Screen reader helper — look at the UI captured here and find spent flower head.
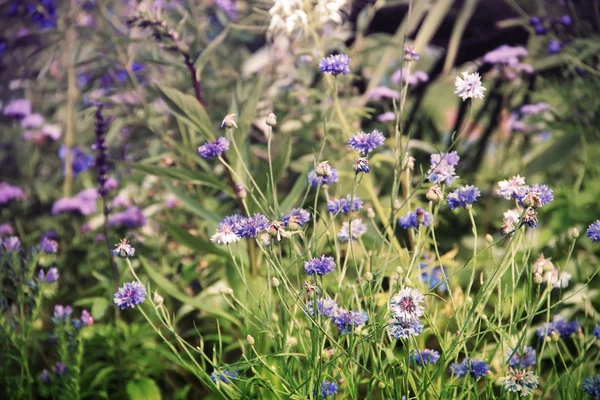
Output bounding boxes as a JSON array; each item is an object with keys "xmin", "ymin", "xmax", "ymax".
[
  {"xmin": 220, "ymin": 114, "xmax": 237, "ymax": 129},
  {"xmin": 112, "ymin": 238, "xmax": 135, "ymax": 258}
]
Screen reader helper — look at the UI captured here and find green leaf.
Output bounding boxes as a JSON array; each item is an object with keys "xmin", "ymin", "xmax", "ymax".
[
  {"xmin": 92, "ymin": 297, "xmax": 110, "ymax": 320},
  {"xmin": 119, "ymin": 161, "xmax": 228, "ymax": 191},
  {"xmin": 194, "ymin": 27, "xmax": 230, "ymax": 76},
  {"xmin": 154, "ymin": 85, "xmax": 215, "ymax": 140},
  {"xmin": 127, "ymin": 378, "xmax": 162, "ymax": 400},
  {"xmin": 139, "ymin": 256, "xmax": 241, "ymax": 327},
  {"xmin": 162, "ymin": 222, "xmax": 228, "ymax": 257},
  {"xmin": 280, "ymin": 173, "xmax": 308, "ymax": 211},
  {"xmin": 162, "ymin": 181, "xmax": 223, "ymax": 222}
]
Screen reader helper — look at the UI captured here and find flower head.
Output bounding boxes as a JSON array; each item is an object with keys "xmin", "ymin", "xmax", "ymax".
[
  {"xmin": 210, "ymin": 370, "xmax": 238, "ymax": 384},
  {"xmin": 0, "ymin": 223, "xmax": 14, "ymax": 237},
  {"xmin": 593, "ymin": 324, "xmax": 600, "ymax": 339},
  {"xmin": 233, "ymin": 214, "xmax": 269, "ymax": 238},
  {"xmin": 0, "ymin": 182, "xmax": 27, "ymax": 205},
  {"xmin": 21, "ymin": 113, "xmax": 44, "ymax": 128},
  {"xmin": 387, "ymin": 317, "xmax": 423, "ymax": 339},
  {"xmin": 483, "ymin": 45, "xmax": 528, "ymax": 66},
  {"xmin": 338, "ymin": 218, "xmax": 368, "ymax": 242},
  {"xmin": 390, "ymin": 288, "xmax": 424, "ymax": 321},
  {"xmin": 114, "ymin": 281, "xmax": 147, "ymax": 310},
  {"xmin": 319, "ymin": 54, "xmax": 350, "ymax": 76},
  {"xmin": 427, "ymin": 152, "xmax": 460, "ymax": 186},
  {"xmin": 309, "ymin": 297, "xmax": 339, "ymax": 318},
  {"xmin": 516, "ymin": 184, "xmax": 554, "ymax": 208},
  {"xmin": 421, "ymin": 264, "xmax": 447, "ymax": 293},
  {"xmin": 536, "ymin": 315, "xmax": 580, "ymax": 339},
  {"xmin": 454, "ymin": 71, "xmax": 486, "ymax": 101},
  {"xmin": 211, "ymin": 214, "xmax": 243, "ymax": 245},
  {"xmin": 108, "ymin": 207, "xmax": 146, "ymax": 229},
  {"xmin": 198, "ymin": 137, "xmax": 230, "ymax": 159},
  {"xmin": 53, "ymin": 362, "xmax": 67, "ymax": 377},
  {"xmin": 348, "ymin": 130, "xmax": 385, "ymax": 155},
  {"xmin": 332, "ymin": 308, "xmax": 368, "ymax": 334},
  {"xmin": 112, "ymin": 238, "xmax": 136, "ymax": 258},
  {"xmin": 583, "ymin": 375, "xmax": 600, "ymax": 399},
  {"xmin": 451, "ymin": 358, "xmax": 490, "ymax": 378},
  {"xmin": 220, "ymin": 114, "xmax": 237, "ymax": 129},
  {"xmin": 399, "ymin": 208, "xmax": 432, "ymax": 229},
  {"xmin": 59, "ymin": 145, "xmax": 94, "ymax": 178},
  {"xmin": 304, "ymin": 255, "xmax": 336, "ymax": 275},
  {"xmin": 587, "ymin": 220, "xmax": 600, "ymax": 242},
  {"xmin": 410, "ymin": 349, "xmax": 440, "ymax": 366},
  {"xmin": 327, "ymin": 195, "xmax": 363, "ymax": 215},
  {"xmin": 38, "ymin": 268, "xmax": 59, "ymax": 284},
  {"xmin": 2, "ymin": 236, "xmax": 21, "ymax": 253},
  {"xmin": 447, "ymin": 185, "xmax": 481, "ymax": 210},
  {"xmin": 320, "ymin": 380, "xmax": 339, "ymax": 397},
  {"xmin": 507, "ymin": 346, "xmax": 537, "ymax": 368},
  {"xmin": 501, "ymin": 369, "xmax": 539, "ymax": 397},
  {"xmin": 53, "ymin": 305, "xmax": 73, "ymax": 321},
  {"xmin": 52, "ymin": 188, "xmax": 99, "ymax": 216},
  {"xmin": 497, "ymin": 175, "xmax": 526, "ymax": 200},
  {"xmin": 282, "ymin": 208, "xmax": 310, "ymax": 229},
  {"xmin": 354, "ymin": 157, "xmax": 370, "ymax": 174},
  {"xmin": 404, "ymin": 44, "xmax": 420, "ymax": 61},
  {"xmin": 308, "ymin": 168, "xmax": 338, "ymax": 188},
  {"xmin": 38, "ymin": 236, "xmax": 59, "ymax": 253},
  {"xmin": 3, "ymin": 99, "xmax": 31, "ymax": 118}
]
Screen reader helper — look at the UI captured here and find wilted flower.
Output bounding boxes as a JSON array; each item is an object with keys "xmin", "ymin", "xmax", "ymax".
[
  {"xmin": 304, "ymin": 255, "xmax": 336, "ymax": 275},
  {"xmin": 220, "ymin": 114, "xmax": 237, "ymax": 129},
  {"xmin": 197, "ymin": 137, "xmax": 230, "ymax": 159},
  {"xmin": 338, "ymin": 218, "xmax": 368, "ymax": 242},
  {"xmin": 454, "ymin": 71, "xmax": 486, "ymax": 101},
  {"xmin": 265, "ymin": 112, "xmax": 277, "ymax": 126},
  {"xmin": 501, "ymin": 369, "xmax": 539, "ymax": 397},
  {"xmin": 114, "ymin": 281, "xmax": 147, "ymax": 310},
  {"xmin": 348, "ymin": 130, "xmax": 385, "ymax": 155},
  {"xmin": 315, "ymin": 161, "xmax": 333, "ymax": 177},
  {"xmin": 390, "ymin": 288, "xmax": 424, "ymax": 321},
  {"xmin": 308, "ymin": 167, "xmax": 339, "ymax": 187},
  {"xmin": 497, "ymin": 175, "xmax": 526, "ymax": 200},
  {"xmin": 404, "ymin": 44, "xmax": 420, "ymax": 61},
  {"xmin": 319, "ymin": 54, "xmax": 351, "ymax": 76},
  {"xmin": 426, "ymin": 185, "xmax": 445, "ymax": 202},
  {"xmin": 447, "ymin": 185, "xmax": 481, "ymax": 210},
  {"xmin": 520, "ymin": 207, "xmax": 538, "ymax": 228},
  {"xmin": 427, "ymin": 152, "xmax": 460, "ymax": 186},
  {"xmin": 410, "ymin": 349, "xmax": 440, "ymax": 366},
  {"xmin": 267, "ymin": 221, "xmax": 287, "ymax": 241},
  {"xmin": 112, "ymin": 238, "xmax": 135, "ymax": 258}
]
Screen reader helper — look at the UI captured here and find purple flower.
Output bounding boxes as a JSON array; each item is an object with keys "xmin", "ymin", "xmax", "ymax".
[
  {"xmin": 507, "ymin": 346, "xmax": 536, "ymax": 368},
  {"xmin": 215, "ymin": 0, "xmax": 238, "ymax": 19},
  {"xmin": 0, "ymin": 223, "xmax": 14, "ymax": 237},
  {"xmin": 450, "ymin": 358, "xmax": 490, "ymax": 378},
  {"xmin": 348, "ymin": 130, "xmax": 385, "ymax": 155},
  {"xmin": 327, "ymin": 196, "xmax": 363, "ymax": 214},
  {"xmin": 114, "ymin": 281, "xmax": 147, "ymax": 310},
  {"xmin": 309, "ymin": 297, "xmax": 339, "ymax": 318},
  {"xmin": 233, "ymin": 213, "xmax": 269, "ymax": 238},
  {"xmin": 318, "ymin": 54, "xmax": 350, "ymax": 76},
  {"xmin": 410, "ymin": 349, "xmax": 440, "ymax": 366},
  {"xmin": 308, "ymin": 168, "xmax": 339, "ymax": 187},
  {"xmin": 367, "ymin": 86, "xmax": 399, "ymax": 101},
  {"xmin": 3, "ymin": 99, "xmax": 31, "ymax": 118},
  {"xmin": 520, "ymin": 102, "xmax": 550, "ymax": 116},
  {"xmin": 0, "ymin": 182, "xmax": 27, "ymax": 205},
  {"xmin": 515, "ymin": 184, "xmax": 554, "ymax": 208},
  {"xmin": 338, "ymin": 218, "xmax": 368, "ymax": 242},
  {"xmin": 557, "ymin": 15, "xmax": 572, "ymax": 26},
  {"xmin": 390, "ymin": 288, "xmax": 424, "ymax": 321},
  {"xmin": 391, "ymin": 68, "xmax": 429, "ymax": 86},
  {"xmin": 21, "ymin": 113, "xmax": 44, "ymax": 128},
  {"xmin": 427, "ymin": 151, "xmax": 460, "ymax": 186},
  {"xmin": 108, "ymin": 207, "xmax": 146, "ymax": 229},
  {"xmin": 496, "ymin": 175, "xmax": 526, "ymax": 200},
  {"xmin": 38, "ymin": 237, "xmax": 59, "ymax": 253},
  {"xmin": 587, "ymin": 220, "xmax": 600, "ymax": 242},
  {"xmin": 421, "ymin": 264, "xmax": 447, "ymax": 292},
  {"xmin": 111, "ymin": 238, "xmax": 135, "ymax": 258},
  {"xmin": 282, "ymin": 208, "xmax": 310, "ymax": 228},
  {"xmin": 59, "ymin": 145, "xmax": 94, "ymax": 178},
  {"xmin": 41, "ymin": 124, "xmax": 61, "ymax": 140},
  {"xmin": 197, "ymin": 137, "xmax": 230, "ymax": 159},
  {"xmin": 536, "ymin": 315, "xmax": 580, "ymax": 339},
  {"xmin": 53, "ymin": 305, "xmax": 73, "ymax": 321},
  {"xmin": 583, "ymin": 375, "xmax": 600, "ymax": 399},
  {"xmin": 387, "ymin": 317, "xmax": 423, "ymax": 339},
  {"xmin": 2, "ymin": 236, "xmax": 21, "ymax": 252},
  {"xmin": 320, "ymin": 380, "xmax": 339, "ymax": 397},
  {"xmin": 534, "ymin": 24, "xmax": 547, "ymax": 35},
  {"xmin": 548, "ymin": 40, "xmax": 561, "ymax": 55},
  {"xmin": 332, "ymin": 308, "xmax": 368, "ymax": 334},
  {"xmin": 211, "ymin": 214, "xmax": 243, "ymax": 245},
  {"xmin": 210, "ymin": 369, "xmax": 238, "ymax": 384},
  {"xmin": 52, "ymin": 188, "xmax": 99, "ymax": 216},
  {"xmin": 482, "ymin": 45, "xmax": 528, "ymax": 66},
  {"xmin": 53, "ymin": 362, "xmax": 67, "ymax": 377},
  {"xmin": 102, "ymin": 177, "xmax": 119, "ymax": 192},
  {"xmin": 399, "ymin": 208, "xmax": 432, "ymax": 229},
  {"xmin": 80, "ymin": 310, "xmax": 94, "ymax": 327},
  {"xmin": 304, "ymin": 255, "xmax": 336, "ymax": 275},
  {"xmin": 38, "ymin": 268, "xmax": 59, "ymax": 283},
  {"xmin": 377, "ymin": 112, "xmax": 396, "ymax": 122},
  {"xmin": 447, "ymin": 185, "xmax": 481, "ymax": 210}
]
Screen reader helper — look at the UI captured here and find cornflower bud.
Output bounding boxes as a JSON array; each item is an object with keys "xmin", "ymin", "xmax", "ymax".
[
  {"xmin": 426, "ymin": 185, "xmax": 444, "ymax": 202},
  {"xmin": 271, "ymin": 277, "xmax": 280, "ymax": 288},
  {"xmin": 266, "ymin": 113, "xmax": 277, "ymax": 126},
  {"xmin": 315, "ymin": 161, "xmax": 332, "ymax": 178},
  {"xmin": 153, "ymin": 290, "xmax": 164, "ymax": 306},
  {"xmin": 246, "ymin": 335, "xmax": 255, "ymax": 346},
  {"xmin": 221, "ymin": 114, "xmax": 237, "ymax": 129}
]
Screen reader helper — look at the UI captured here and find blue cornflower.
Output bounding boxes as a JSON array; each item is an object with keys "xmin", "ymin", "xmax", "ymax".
[
  {"xmin": 319, "ymin": 54, "xmax": 350, "ymax": 76},
  {"xmin": 114, "ymin": 281, "xmax": 147, "ymax": 310},
  {"xmin": 548, "ymin": 40, "xmax": 561, "ymax": 55},
  {"xmin": 587, "ymin": 221, "xmax": 600, "ymax": 242},
  {"xmin": 501, "ymin": 369, "xmax": 539, "ymax": 397},
  {"xmin": 348, "ymin": 130, "xmax": 385, "ymax": 155},
  {"xmin": 320, "ymin": 380, "xmax": 339, "ymax": 397},
  {"xmin": 59, "ymin": 145, "xmax": 94, "ymax": 178},
  {"xmin": 332, "ymin": 309, "xmax": 368, "ymax": 334},
  {"xmin": 198, "ymin": 137, "xmax": 229, "ymax": 159},
  {"xmin": 338, "ymin": 218, "xmax": 368, "ymax": 242},
  {"xmin": 450, "ymin": 358, "xmax": 490, "ymax": 378},
  {"xmin": 354, "ymin": 157, "xmax": 370, "ymax": 174},
  {"xmin": 593, "ymin": 324, "xmax": 600, "ymax": 339},
  {"xmin": 427, "ymin": 151, "xmax": 460, "ymax": 186},
  {"xmin": 233, "ymin": 214, "xmax": 269, "ymax": 238},
  {"xmin": 399, "ymin": 208, "xmax": 432, "ymax": 229},
  {"xmin": 309, "ymin": 297, "xmax": 339, "ymax": 318},
  {"xmin": 387, "ymin": 317, "xmax": 423, "ymax": 339},
  {"xmin": 390, "ymin": 288, "xmax": 424, "ymax": 321},
  {"xmin": 210, "ymin": 370, "xmax": 238, "ymax": 384},
  {"xmin": 507, "ymin": 346, "xmax": 537, "ymax": 368},
  {"xmin": 583, "ymin": 375, "xmax": 600, "ymax": 399},
  {"xmin": 410, "ymin": 349, "xmax": 440, "ymax": 366},
  {"xmin": 516, "ymin": 184, "xmax": 554, "ymax": 208},
  {"xmin": 327, "ymin": 195, "xmax": 363, "ymax": 214},
  {"xmin": 536, "ymin": 315, "xmax": 580, "ymax": 339},
  {"xmin": 308, "ymin": 168, "xmax": 339, "ymax": 187},
  {"xmin": 304, "ymin": 255, "xmax": 336, "ymax": 275},
  {"xmin": 282, "ymin": 208, "xmax": 310, "ymax": 228},
  {"xmin": 211, "ymin": 214, "xmax": 243, "ymax": 245},
  {"xmin": 447, "ymin": 185, "xmax": 481, "ymax": 210},
  {"xmin": 421, "ymin": 264, "xmax": 447, "ymax": 293}
]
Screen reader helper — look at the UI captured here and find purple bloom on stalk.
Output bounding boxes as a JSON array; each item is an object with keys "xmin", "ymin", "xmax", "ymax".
[
  {"xmin": 53, "ymin": 305, "xmax": 73, "ymax": 321},
  {"xmin": 558, "ymin": 15, "xmax": 572, "ymax": 26},
  {"xmin": 534, "ymin": 24, "xmax": 547, "ymax": 35},
  {"xmin": 548, "ymin": 40, "xmax": 561, "ymax": 55},
  {"xmin": 52, "ymin": 188, "xmax": 99, "ymax": 216},
  {"xmin": 108, "ymin": 206, "xmax": 146, "ymax": 229},
  {"xmin": 332, "ymin": 308, "xmax": 368, "ymax": 334},
  {"xmin": 38, "ymin": 237, "xmax": 58, "ymax": 253},
  {"xmin": 447, "ymin": 185, "xmax": 481, "ymax": 210},
  {"xmin": 377, "ymin": 112, "xmax": 396, "ymax": 123},
  {"xmin": 114, "ymin": 281, "xmax": 147, "ymax": 310},
  {"xmin": 72, "ymin": 309, "xmax": 94, "ymax": 329},
  {"xmin": 582, "ymin": 375, "xmax": 600, "ymax": 399},
  {"xmin": 282, "ymin": 208, "xmax": 310, "ymax": 228},
  {"xmin": 59, "ymin": 145, "xmax": 94, "ymax": 178},
  {"xmin": 427, "ymin": 151, "xmax": 460, "ymax": 186},
  {"xmin": 515, "ymin": 184, "xmax": 554, "ymax": 208},
  {"xmin": 387, "ymin": 317, "xmax": 423, "ymax": 339},
  {"xmin": 211, "ymin": 214, "xmax": 243, "ymax": 245},
  {"xmin": 451, "ymin": 358, "xmax": 490, "ymax": 378},
  {"xmin": 496, "ymin": 175, "xmax": 526, "ymax": 200},
  {"xmin": 41, "ymin": 124, "xmax": 61, "ymax": 140},
  {"xmin": 482, "ymin": 45, "xmax": 528, "ymax": 66},
  {"xmin": 390, "ymin": 288, "xmax": 424, "ymax": 321},
  {"xmin": 348, "ymin": 130, "xmax": 385, "ymax": 155},
  {"xmin": 3, "ymin": 99, "xmax": 31, "ymax": 118},
  {"xmin": 197, "ymin": 137, "xmax": 230, "ymax": 159},
  {"xmin": 308, "ymin": 168, "xmax": 339, "ymax": 187},
  {"xmin": 2, "ymin": 236, "xmax": 21, "ymax": 252},
  {"xmin": 111, "ymin": 238, "xmax": 135, "ymax": 258},
  {"xmin": 304, "ymin": 255, "xmax": 336, "ymax": 275},
  {"xmin": 536, "ymin": 315, "xmax": 580, "ymax": 339},
  {"xmin": 507, "ymin": 346, "xmax": 537, "ymax": 368},
  {"xmin": 586, "ymin": 221, "xmax": 600, "ymax": 242},
  {"xmin": 399, "ymin": 208, "xmax": 432, "ymax": 229},
  {"xmin": 0, "ymin": 223, "xmax": 14, "ymax": 237},
  {"xmin": 327, "ymin": 195, "xmax": 363, "ymax": 214},
  {"xmin": 38, "ymin": 268, "xmax": 59, "ymax": 283},
  {"xmin": 309, "ymin": 297, "xmax": 339, "ymax": 318},
  {"xmin": 421, "ymin": 264, "xmax": 447, "ymax": 293},
  {"xmin": 593, "ymin": 325, "xmax": 600, "ymax": 339},
  {"xmin": 367, "ymin": 86, "xmax": 400, "ymax": 101},
  {"xmin": 410, "ymin": 349, "xmax": 440, "ymax": 366},
  {"xmin": 233, "ymin": 213, "xmax": 269, "ymax": 238},
  {"xmin": 21, "ymin": 113, "xmax": 44, "ymax": 128},
  {"xmin": 0, "ymin": 182, "xmax": 27, "ymax": 204},
  {"xmin": 210, "ymin": 369, "xmax": 238, "ymax": 384},
  {"xmin": 53, "ymin": 362, "xmax": 67, "ymax": 377},
  {"xmin": 320, "ymin": 380, "xmax": 339, "ymax": 397},
  {"xmin": 319, "ymin": 54, "xmax": 351, "ymax": 76},
  {"xmin": 354, "ymin": 157, "xmax": 370, "ymax": 174}
]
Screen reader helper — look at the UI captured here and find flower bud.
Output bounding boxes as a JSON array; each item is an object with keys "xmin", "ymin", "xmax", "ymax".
[
  {"xmin": 402, "ymin": 155, "xmax": 415, "ymax": 170},
  {"xmin": 221, "ymin": 114, "xmax": 238, "ymax": 129},
  {"xmin": 533, "ymin": 273, "xmax": 543, "ymax": 285},
  {"xmin": 377, "ymin": 381, "xmax": 386, "ymax": 389},
  {"xmin": 315, "ymin": 161, "xmax": 332, "ymax": 178},
  {"xmin": 415, "ymin": 208, "xmax": 425, "ymax": 224},
  {"xmin": 271, "ymin": 313, "xmax": 279, "ymax": 322},
  {"xmin": 486, "ymin": 370, "xmax": 494, "ymax": 380},
  {"xmin": 246, "ymin": 335, "xmax": 255, "ymax": 346},
  {"xmin": 485, "ymin": 234, "xmax": 493, "ymax": 243},
  {"xmin": 395, "ymin": 267, "xmax": 404, "ymax": 275},
  {"xmin": 367, "ymin": 207, "xmax": 375, "ymax": 219},
  {"xmin": 153, "ymin": 290, "xmax": 164, "ymax": 306},
  {"xmin": 394, "ymin": 199, "xmax": 401, "ymax": 211},
  {"xmin": 571, "ymin": 227, "xmax": 579, "ymax": 239},
  {"xmin": 265, "ymin": 113, "xmax": 277, "ymax": 127},
  {"xmin": 364, "ymin": 272, "xmax": 373, "ymax": 282},
  {"xmin": 236, "ymin": 184, "xmax": 246, "ymax": 199},
  {"xmin": 286, "ymin": 336, "xmax": 298, "ymax": 347},
  {"xmin": 271, "ymin": 277, "xmax": 280, "ymax": 288},
  {"xmin": 551, "ymin": 331, "xmax": 560, "ymax": 342},
  {"xmin": 354, "ymin": 157, "xmax": 370, "ymax": 174},
  {"xmin": 404, "ymin": 277, "xmax": 414, "ymax": 287},
  {"xmin": 426, "ymin": 185, "xmax": 444, "ymax": 202}
]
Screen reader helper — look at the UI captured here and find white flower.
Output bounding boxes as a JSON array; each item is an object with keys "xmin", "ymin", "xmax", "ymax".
[
  {"xmin": 315, "ymin": 0, "xmax": 348, "ymax": 25},
  {"xmin": 267, "ymin": 0, "xmax": 308, "ymax": 40},
  {"xmin": 211, "ymin": 222, "xmax": 241, "ymax": 245},
  {"xmin": 390, "ymin": 288, "xmax": 424, "ymax": 321},
  {"xmin": 454, "ymin": 71, "xmax": 486, "ymax": 101},
  {"xmin": 338, "ymin": 218, "xmax": 368, "ymax": 242},
  {"xmin": 503, "ymin": 209, "xmax": 520, "ymax": 225},
  {"xmin": 497, "ymin": 175, "xmax": 526, "ymax": 200}
]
